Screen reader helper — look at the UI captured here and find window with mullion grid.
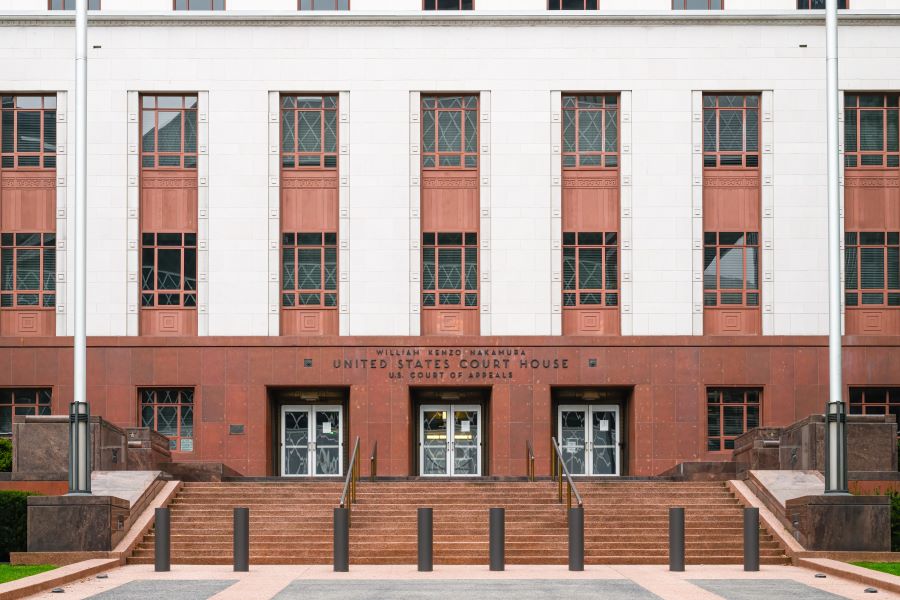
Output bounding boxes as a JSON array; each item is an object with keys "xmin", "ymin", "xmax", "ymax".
[
  {"xmin": 141, "ymin": 233, "xmax": 197, "ymax": 309},
  {"xmin": 1, "ymin": 95, "xmax": 57, "ymax": 170},
  {"xmin": 673, "ymin": 0, "xmax": 723, "ymax": 8},
  {"xmin": 562, "ymin": 232, "xmax": 619, "ymax": 308},
  {"xmin": 280, "ymin": 95, "xmax": 338, "ymax": 169},
  {"xmin": 174, "ymin": 0, "xmax": 225, "ymax": 9},
  {"xmin": 281, "ymin": 232, "xmax": 337, "ymax": 308},
  {"xmin": 797, "ymin": 0, "xmax": 847, "ymax": 8},
  {"xmin": 0, "ymin": 388, "xmax": 51, "ymax": 436},
  {"xmin": 140, "ymin": 95, "xmax": 198, "ymax": 169},
  {"xmin": 422, "ymin": 232, "xmax": 478, "ymax": 308},
  {"xmin": 140, "ymin": 388, "xmax": 194, "ymax": 452},
  {"xmin": 0, "ymin": 233, "xmax": 56, "ymax": 309},
  {"xmin": 298, "ymin": 0, "xmax": 349, "ymax": 8},
  {"xmin": 562, "ymin": 95, "xmax": 619, "ymax": 169},
  {"xmin": 49, "ymin": 0, "xmax": 101, "ymax": 8},
  {"xmin": 707, "ymin": 388, "xmax": 761, "ymax": 451},
  {"xmin": 844, "ymin": 232, "xmax": 900, "ymax": 308},
  {"xmin": 703, "ymin": 232, "xmax": 760, "ymax": 308},
  {"xmin": 421, "ymin": 95, "xmax": 478, "ymax": 169},
  {"xmin": 423, "ymin": 0, "xmax": 472, "ymax": 9},
  {"xmin": 703, "ymin": 94, "xmax": 759, "ymax": 168},
  {"xmin": 844, "ymin": 93, "xmax": 900, "ymax": 169},
  {"xmin": 849, "ymin": 388, "xmax": 900, "ymax": 428},
  {"xmin": 549, "ymin": 0, "xmax": 598, "ymax": 8}
]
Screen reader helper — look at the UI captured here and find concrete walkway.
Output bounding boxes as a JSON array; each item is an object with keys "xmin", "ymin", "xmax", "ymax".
[{"xmin": 22, "ymin": 564, "xmax": 900, "ymax": 600}]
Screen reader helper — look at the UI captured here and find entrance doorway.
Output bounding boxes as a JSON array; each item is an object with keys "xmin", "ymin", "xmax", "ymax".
[
  {"xmin": 553, "ymin": 388, "xmax": 628, "ymax": 476},
  {"xmin": 270, "ymin": 388, "xmax": 347, "ymax": 477},
  {"xmin": 413, "ymin": 389, "xmax": 488, "ymax": 477}
]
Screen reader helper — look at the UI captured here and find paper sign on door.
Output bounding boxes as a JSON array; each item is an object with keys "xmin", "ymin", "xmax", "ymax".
[
  {"xmin": 461, "ymin": 420, "xmax": 471, "ymax": 433},
  {"xmin": 322, "ymin": 422, "xmax": 332, "ymax": 434},
  {"xmin": 598, "ymin": 420, "xmax": 609, "ymax": 432}
]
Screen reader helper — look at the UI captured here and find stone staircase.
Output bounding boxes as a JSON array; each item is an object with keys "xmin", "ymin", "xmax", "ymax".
[{"xmin": 128, "ymin": 480, "xmax": 788, "ymax": 565}]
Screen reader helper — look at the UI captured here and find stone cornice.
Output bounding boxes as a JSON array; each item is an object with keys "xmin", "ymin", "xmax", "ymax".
[{"xmin": 0, "ymin": 10, "xmax": 899, "ymax": 28}]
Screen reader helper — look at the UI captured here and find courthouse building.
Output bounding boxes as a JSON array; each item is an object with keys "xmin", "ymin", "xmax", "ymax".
[{"xmin": 0, "ymin": 0, "xmax": 898, "ymax": 479}]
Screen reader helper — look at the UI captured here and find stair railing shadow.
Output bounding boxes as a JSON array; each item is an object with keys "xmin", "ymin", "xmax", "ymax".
[
  {"xmin": 550, "ymin": 436, "xmax": 584, "ymax": 524},
  {"xmin": 339, "ymin": 436, "xmax": 361, "ymax": 526}
]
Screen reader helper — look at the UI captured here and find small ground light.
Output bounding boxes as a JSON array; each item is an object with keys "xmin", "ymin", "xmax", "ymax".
[
  {"xmin": 864, "ymin": 588, "xmax": 878, "ymax": 594},
  {"xmin": 51, "ymin": 589, "xmax": 64, "ymax": 594},
  {"xmin": 814, "ymin": 573, "xmax": 826, "ymax": 578},
  {"xmin": 96, "ymin": 574, "xmax": 108, "ymax": 579}
]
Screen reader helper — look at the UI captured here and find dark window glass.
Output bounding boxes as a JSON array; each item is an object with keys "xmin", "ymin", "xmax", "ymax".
[
  {"xmin": 139, "ymin": 388, "xmax": 194, "ymax": 451},
  {"xmin": 703, "ymin": 231, "xmax": 760, "ymax": 307},
  {"xmin": 844, "ymin": 231, "xmax": 900, "ymax": 308},
  {"xmin": 280, "ymin": 231, "xmax": 338, "ymax": 309},
  {"xmin": 421, "ymin": 95, "xmax": 478, "ymax": 170},
  {"xmin": 562, "ymin": 231, "xmax": 619, "ymax": 309},
  {"xmin": 844, "ymin": 93, "xmax": 900, "ymax": 170},
  {"xmin": 562, "ymin": 94, "xmax": 619, "ymax": 170},
  {"xmin": 140, "ymin": 95, "xmax": 198, "ymax": 170},
  {"xmin": 0, "ymin": 388, "xmax": 51, "ymax": 435},
  {"xmin": 703, "ymin": 95, "xmax": 761, "ymax": 168},
  {"xmin": 707, "ymin": 388, "xmax": 762, "ymax": 451},
  {"xmin": 140, "ymin": 233, "xmax": 197, "ymax": 309},
  {"xmin": 0, "ymin": 96, "xmax": 56, "ymax": 170},
  {"xmin": 422, "ymin": 232, "xmax": 477, "ymax": 308},
  {"xmin": 0, "ymin": 234, "xmax": 56, "ymax": 309}
]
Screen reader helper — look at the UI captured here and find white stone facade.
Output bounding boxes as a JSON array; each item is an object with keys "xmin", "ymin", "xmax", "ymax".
[{"xmin": 0, "ymin": 9, "xmax": 897, "ymax": 336}]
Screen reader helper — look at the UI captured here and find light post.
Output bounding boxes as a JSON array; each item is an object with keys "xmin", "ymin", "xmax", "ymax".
[
  {"xmin": 69, "ymin": 0, "xmax": 90, "ymax": 495},
  {"xmin": 823, "ymin": 0, "xmax": 847, "ymax": 495}
]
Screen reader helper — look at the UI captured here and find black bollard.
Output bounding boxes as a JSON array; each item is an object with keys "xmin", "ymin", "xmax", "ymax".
[
  {"xmin": 568, "ymin": 507, "xmax": 584, "ymax": 572},
  {"xmin": 418, "ymin": 507, "xmax": 433, "ymax": 572},
  {"xmin": 334, "ymin": 508, "xmax": 349, "ymax": 572},
  {"xmin": 489, "ymin": 507, "xmax": 505, "ymax": 571},
  {"xmin": 669, "ymin": 507, "xmax": 685, "ymax": 572},
  {"xmin": 744, "ymin": 507, "xmax": 760, "ymax": 572},
  {"xmin": 154, "ymin": 507, "xmax": 170, "ymax": 572},
  {"xmin": 233, "ymin": 507, "xmax": 249, "ymax": 572}
]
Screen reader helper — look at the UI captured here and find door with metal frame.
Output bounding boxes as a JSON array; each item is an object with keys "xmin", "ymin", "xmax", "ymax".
[
  {"xmin": 419, "ymin": 404, "xmax": 482, "ymax": 476},
  {"xmin": 280, "ymin": 405, "xmax": 343, "ymax": 477},
  {"xmin": 558, "ymin": 404, "xmax": 620, "ymax": 476}
]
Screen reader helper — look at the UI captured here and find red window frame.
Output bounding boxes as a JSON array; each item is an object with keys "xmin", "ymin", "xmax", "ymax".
[
  {"xmin": 0, "ymin": 388, "xmax": 51, "ymax": 436},
  {"xmin": 139, "ymin": 388, "xmax": 194, "ymax": 452},
  {"xmin": 141, "ymin": 233, "xmax": 197, "ymax": 310},
  {"xmin": 562, "ymin": 232, "xmax": 618, "ymax": 308},
  {"xmin": 421, "ymin": 95, "xmax": 479, "ymax": 170},
  {"xmin": 140, "ymin": 94, "xmax": 198, "ymax": 170},
  {"xmin": 844, "ymin": 231, "xmax": 900, "ymax": 308},
  {"xmin": 173, "ymin": 0, "xmax": 225, "ymax": 9},
  {"xmin": 422, "ymin": 232, "xmax": 478, "ymax": 309},
  {"xmin": 0, "ymin": 233, "xmax": 56, "ymax": 310},
  {"xmin": 562, "ymin": 94, "xmax": 619, "ymax": 170},
  {"xmin": 280, "ymin": 94, "xmax": 338, "ymax": 170},
  {"xmin": 844, "ymin": 93, "xmax": 899, "ymax": 169},
  {"xmin": 281, "ymin": 232, "xmax": 338, "ymax": 309},
  {"xmin": 703, "ymin": 94, "xmax": 760, "ymax": 168},
  {"xmin": 707, "ymin": 388, "xmax": 761, "ymax": 451},
  {"xmin": 703, "ymin": 232, "xmax": 760, "ymax": 309},
  {"xmin": 849, "ymin": 388, "xmax": 900, "ymax": 428},
  {"xmin": 1, "ymin": 95, "xmax": 57, "ymax": 171},
  {"xmin": 48, "ymin": 0, "xmax": 101, "ymax": 9},
  {"xmin": 549, "ymin": 0, "xmax": 598, "ymax": 8},
  {"xmin": 423, "ymin": 0, "xmax": 473, "ymax": 9},
  {"xmin": 673, "ymin": 0, "xmax": 723, "ymax": 8},
  {"xmin": 298, "ymin": 0, "xmax": 349, "ymax": 8},
  {"xmin": 797, "ymin": 0, "xmax": 846, "ymax": 8}
]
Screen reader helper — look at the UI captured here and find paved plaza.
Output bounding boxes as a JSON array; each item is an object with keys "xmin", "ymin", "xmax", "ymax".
[{"xmin": 20, "ymin": 564, "xmax": 899, "ymax": 600}]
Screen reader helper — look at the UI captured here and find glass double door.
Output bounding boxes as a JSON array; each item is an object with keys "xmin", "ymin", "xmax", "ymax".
[
  {"xmin": 281, "ymin": 405, "xmax": 343, "ymax": 477},
  {"xmin": 558, "ymin": 405, "xmax": 620, "ymax": 476},
  {"xmin": 419, "ymin": 405, "xmax": 481, "ymax": 476}
]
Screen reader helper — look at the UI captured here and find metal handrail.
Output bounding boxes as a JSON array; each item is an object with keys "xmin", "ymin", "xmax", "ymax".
[
  {"xmin": 369, "ymin": 440, "xmax": 378, "ymax": 482},
  {"xmin": 550, "ymin": 437, "xmax": 584, "ymax": 515},
  {"xmin": 525, "ymin": 439, "xmax": 535, "ymax": 482},
  {"xmin": 339, "ymin": 436, "xmax": 361, "ymax": 525}
]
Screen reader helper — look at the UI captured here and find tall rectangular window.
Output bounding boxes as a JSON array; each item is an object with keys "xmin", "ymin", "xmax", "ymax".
[
  {"xmin": 1, "ymin": 95, "xmax": 56, "ymax": 170},
  {"xmin": 798, "ymin": 0, "xmax": 846, "ymax": 8},
  {"xmin": 174, "ymin": 0, "xmax": 224, "ymax": 9},
  {"xmin": 844, "ymin": 232, "xmax": 900, "ymax": 308},
  {"xmin": 140, "ymin": 388, "xmax": 194, "ymax": 452},
  {"xmin": 298, "ymin": 0, "xmax": 349, "ymax": 8},
  {"xmin": 281, "ymin": 232, "xmax": 337, "ymax": 308},
  {"xmin": 49, "ymin": 0, "xmax": 101, "ymax": 8},
  {"xmin": 423, "ymin": 0, "xmax": 472, "ymax": 9},
  {"xmin": 707, "ymin": 388, "xmax": 761, "ymax": 451},
  {"xmin": 549, "ymin": 0, "xmax": 597, "ymax": 8},
  {"xmin": 422, "ymin": 232, "xmax": 478, "ymax": 309},
  {"xmin": 280, "ymin": 95, "xmax": 338, "ymax": 169},
  {"xmin": 562, "ymin": 94, "xmax": 618, "ymax": 169},
  {"xmin": 421, "ymin": 95, "xmax": 478, "ymax": 169},
  {"xmin": 141, "ymin": 233, "xmax": 197, "ymax": 309},
  {"xmin": 703, "ymin": 232, "xmax": 759, "ymax": 309},
  {"xmin": 850, "ymin": 388, "xmax": 900, "ymax": 426},
  {"xmin": 141, "ymin": 95, "xmax": 198, "ymax": 169},
  {"xmin": 844, "ymin": 93, "xmax": 899, "ymax": 168},
  {"xmin": 1, "ymin": 233, "xmax": 56, "ymax": 310},
  {"xmin": 673, "ymin": 0, "xmax": 723, "ymax": 8},
  {"xmin": 563, "ymin": 232, "xmax": 618, "ymax": 308},
  {"xmin": 703, "ymin": 94, "xmax": 759, "ymax": 168},
  {"xmin": 0, "ymin": 389, "xmax": 51, "ymax": 436}
]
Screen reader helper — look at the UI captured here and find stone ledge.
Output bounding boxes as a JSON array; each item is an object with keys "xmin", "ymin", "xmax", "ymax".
[
  {"xmin": 0, "ymin": 558, "xmax": 119, "ymax": 600},
  {"xmin": 796, "ymin": 557, "xmax": 900, "ymax": 595}
]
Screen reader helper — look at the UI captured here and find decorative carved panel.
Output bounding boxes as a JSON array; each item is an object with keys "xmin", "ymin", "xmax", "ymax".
[
  {"xmin": 704, "ymin": 308, "xmax": 761, "ymax": 335},
  {"xmin": 421, "ymin": 309, "xmax": 479, "ymax": 336},
  {"xmin": 140, "ymin": 309, "xmax": 198, "ymax": 337},
  {"xmin": 562, "ymin": 309, "xmax": 620, "ymax": 336},
  {"xmin": 281, "ymin": 170, "xmax": 339, "ymax": 231},
  {"xmin": 0, "ymin": 310, "xmax": 54, "ymax": 337},
  {"xmin": 703, "ymin": 168, "xmax": 761, "ymax": 231},
  {"xmin": 421, "ymin": 172, "xmax": 479, "ymax": 231},
  {"xmin": 846, "ymin": 308, "xmax": 900, "ymax": 335},
  {"xmin": 562, "ymin": 170, "xmax": 619, "ymax": 231},
  {"xmin": 141, "ymin": 170, "xmax": 198, "ymax": 232},
  {"xmin": 845, "ymin": 170, "xmax": 900, "ymax": 230},
  {"xmin": 0, "ymin": 172, "xmax": 56, "ymax": 232},
  {"xmin": 281, "ymin": 309, "xmax": 338, "ymax": 336}
]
